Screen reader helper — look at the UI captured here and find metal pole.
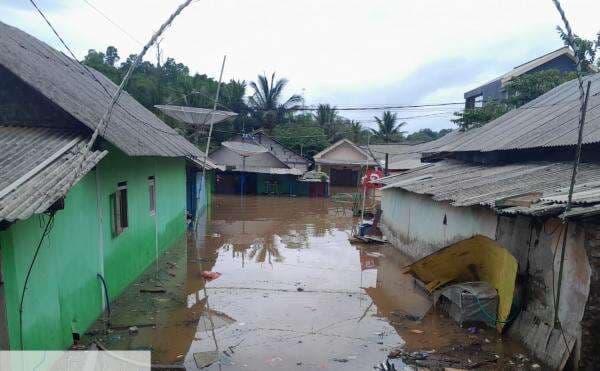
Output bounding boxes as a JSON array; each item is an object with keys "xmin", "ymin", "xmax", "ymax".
[
  {"xmin": 554, "ymin": 80, "xmax": 592, "ymax": 327},
  {"xmin": 195, "ymin": 55, "xmax": 226, "ymax": 227},
  {"xmin": 196, "ymin": 56, "xmax": 227, "ymax": 367},
  {"xmin": 384, "ymin": 153, "xmax": 389, "ymax": 176},
  {"xmin": 201, "ymin": 55, "xmax": 227, "ymax": 176},
  {"xmin": 360, "ymin": 135, "xmax": 371, "ymax": 223},
  {"xmin": 241, "ymin": 156, "xmax": 246, "ymax": 196}
]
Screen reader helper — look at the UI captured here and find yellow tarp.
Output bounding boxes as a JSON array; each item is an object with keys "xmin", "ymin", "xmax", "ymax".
[{"xmin": 405, "ymin": 235, "xmax": 518, "ymax": 331}]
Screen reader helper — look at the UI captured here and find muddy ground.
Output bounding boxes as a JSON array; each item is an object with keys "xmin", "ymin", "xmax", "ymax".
[{"xmin": 83, "ymin": 194, "xmax": 541, "ymax": 370}]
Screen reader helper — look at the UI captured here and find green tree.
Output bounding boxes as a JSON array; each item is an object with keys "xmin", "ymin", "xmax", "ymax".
[
  {"xmin": 371, "ymin": 111, "xmax": 406, "ymax": 143},
  {"xmin": 83, "ymin": 48, "xmax": 121, "ymax": 83},
  {"xmin": 347, "ymin": 120, "xmax": 366, "ymax": 143},
  {"xmin": 272, "ymin": 115, "xmax": 329, "ymax": 158},
  {"xmin": 406, "ymin": 128, "xmax": 453, "ymax": 142},
  {"xmin": 82, "ymin": 47, "xmax": 248, "ymax": 147},
  {"xmin": 452, "ymin": 68, "xmax": 579, "ymax": 131},
  {"xmin": 104, "ymin": 46, "xmax": 119, "ymax": 67},
  {"xmin": 406, "ymin": 128, "xmax": 437, "ymax": 142},
  {"xmin": 314, "ymin": 104, "xmax": 344, "ymax": 141},
  {"xmin": 504, "ymin": 69, "xmax": 577, "ymax": 108},
  {"xmin": 248, "ymin": 72, "xmax": 303, "ymax": 133},
  {"xmin": 556, "ymin": 27, "xmax": 599, "ymax": 68},
  {"xmin": 452, "ymin": 101, "xmax": 509, "ymax": 131}
]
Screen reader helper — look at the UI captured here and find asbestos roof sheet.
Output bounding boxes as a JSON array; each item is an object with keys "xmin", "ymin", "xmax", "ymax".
[
  {"xmin": 0, "ymin": 126, "xmax": 81, "ymax": 191},
  {"xmin": 226, "ymin": 166, "xmax": 304, "ymax": 175},
  {"xmin": 387, "ymin": 158, "xmax": 426, "ymax": 171},
  {"xmin": 253, "ymin": 132, "xmax": 311, "ymax": 168},
  {"xmin": 314, "ymin": 158, "xmax": 378, "ymax": 166},
  {"xmin": 0, "ymin": 127, "xmax": 107, "ymax": 222},
  {"xmin": 433, "ymin": 73, "xmax": 600, "ymax": 153},
  {"xmin": 381, "ymin": 159, "xmax": 600, "ymax": 217},
  {"xmin": 364, "ymin": 143, "xmax": 424, "ymax": 158},
  {"xmin": 0, "ymin": 21, "xmax": 207, "ymax": 161}
]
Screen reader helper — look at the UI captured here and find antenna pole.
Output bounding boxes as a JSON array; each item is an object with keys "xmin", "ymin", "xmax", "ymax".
[{"xmin": 195, "ymin": 55, "xmax": 226, "ymax": 226}]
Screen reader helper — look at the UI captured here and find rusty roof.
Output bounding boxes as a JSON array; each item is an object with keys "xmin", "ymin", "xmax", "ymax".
[
  {"xmin": 380, "ymin": 159, "xmax": 600, "ymax": 217},
  {"xmin": 0, "ymin": 21, "xmax": 209, "ymax": 162}
]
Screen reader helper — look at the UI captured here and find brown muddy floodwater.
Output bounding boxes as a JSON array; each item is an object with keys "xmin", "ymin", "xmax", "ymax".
[{"xmin": 84, "ymin": 194, "xmax": 535, "ymax": 370}]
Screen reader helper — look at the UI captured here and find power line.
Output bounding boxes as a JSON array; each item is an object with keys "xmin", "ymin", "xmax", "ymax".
[{"xmin": 81, "ymin": 0, "xmax": 143, "ymax": 46}]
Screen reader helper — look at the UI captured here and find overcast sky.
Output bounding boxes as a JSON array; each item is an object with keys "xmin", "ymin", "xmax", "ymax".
[{"xmin": 2, "ymin": 0, "xmax": 599, "ymax": 132}]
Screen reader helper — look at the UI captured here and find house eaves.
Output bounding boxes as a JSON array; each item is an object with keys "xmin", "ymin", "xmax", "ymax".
[
  {"xmin": 432, "ymin": 73, "xmax": 600, "ymax": 153},
  {"xmin": 381, "ymin": 159, "xmax": 600, "ymax": 218},
  {"xmin": 0, "ymin": 126, "xmax": 106, "ymax": 222},
  {"xmin": 0, "ymin": 21, "xmax": 208, "ymax": 163}
]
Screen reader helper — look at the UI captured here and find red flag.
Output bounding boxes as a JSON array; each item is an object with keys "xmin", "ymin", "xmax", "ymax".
[{"xmin": 361, "ymin": 169, "xmax": 383, "ymax": 189}]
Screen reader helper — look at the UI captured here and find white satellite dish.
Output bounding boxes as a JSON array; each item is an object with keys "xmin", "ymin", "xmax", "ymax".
[
  {"xmin": 222, "ymin": 141, "xmax": 268, "ymax": 157},
  {"xmin": 155, "ymin": 105, "xmax": 237, "ymax": 125}
]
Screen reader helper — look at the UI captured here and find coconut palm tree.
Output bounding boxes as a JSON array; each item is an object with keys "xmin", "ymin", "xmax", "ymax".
[
  {"xmin": 348, "ymin": 120, "xmax": 365, "ymax": 143},
  {"xmin": 248, "ymin": 73, "xmax": 303, "ymax": 133},
  {"xmin": 314, "ymin": 104, "xmax": 340, "ymax": 141},
  {"xmin": 371, "ymin": 111, "xmax": 406, "ymax": 143}
]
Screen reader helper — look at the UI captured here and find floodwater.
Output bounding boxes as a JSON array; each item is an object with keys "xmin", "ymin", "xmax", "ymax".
[{"xmin": 84, "ymin": 193, "xmax": 536, "ymax": 370}]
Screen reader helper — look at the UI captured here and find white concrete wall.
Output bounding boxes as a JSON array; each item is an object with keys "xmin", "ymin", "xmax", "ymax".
[
  {"xmin": 321, "ymin": 141, "xmax": 367, "ymax": 162},
  {"xmin": 381, "ymin": 188, "xmax": 498, "ymax": 259},
  {"xmin": 380, "ymin": 187, "xmax": 592, "ymax": 368}
]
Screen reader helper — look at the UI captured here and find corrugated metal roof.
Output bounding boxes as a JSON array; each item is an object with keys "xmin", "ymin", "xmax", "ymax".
[
  {"xmin": 253, "ymin": 132, "xmax": 311, "ymax": 168},
  {"xmin": 227, "ymin": 166, "xmax": 304, "ymax": 175},
  {"xmin": 433, "ymin": 73, "xmax": 600, "ymax": 153},
  {"xmin": 0, "ymin": 128, "xmax": 107, "ymax": 222},
  {"xmin": 0, "ymin": 126, "xmax": 81, "ymax": 191},
  {"xmin": 381, "ymin": 159, "xmax": 600, "ymax": 217},
  {"xmin": 365, "ymin": 143, "xmax": 424, "ymax": 157},
  {"xmin": 0, "ymin": 21, "xmax": 208, "ymax": 162},
  {"xmin": 387, "ymin": 158, "xmax": 425, "ymax": 171},
  {"xmin": 314, "ymin": 158, "xmax": 378, "ymax": 166},
  {"xmin": 359, "ymin": 131, "xmax": 466, "ymax": 170}
]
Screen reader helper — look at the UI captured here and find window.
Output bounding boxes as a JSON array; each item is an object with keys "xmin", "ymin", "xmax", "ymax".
[
  {"xmin": 148, "ymin": 176, "xmax": 156, "ymax": 215},
  {"xmin": 111, "ymin": 182, "xmax": 128, "ymax": 236}
]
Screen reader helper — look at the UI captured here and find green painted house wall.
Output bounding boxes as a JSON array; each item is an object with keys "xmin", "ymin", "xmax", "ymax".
[{"xmin": 0, "ymin": 144, "xmax": 190, "ymax": 350}]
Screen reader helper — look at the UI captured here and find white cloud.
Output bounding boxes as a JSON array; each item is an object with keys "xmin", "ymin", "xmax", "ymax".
[{"xmin": 1, "ymin": 0, "xmax": 599, "ymax": 132}]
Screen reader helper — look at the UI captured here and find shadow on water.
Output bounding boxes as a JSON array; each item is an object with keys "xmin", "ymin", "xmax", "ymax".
[{"xmin": 83, "ymin": 194, "xmax": 532, "ymax": 370}]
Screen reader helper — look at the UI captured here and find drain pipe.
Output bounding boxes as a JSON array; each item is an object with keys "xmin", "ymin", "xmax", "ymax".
[{"xmin": 96, "ymin": 273, "xmax": 111, "ymax": 328}]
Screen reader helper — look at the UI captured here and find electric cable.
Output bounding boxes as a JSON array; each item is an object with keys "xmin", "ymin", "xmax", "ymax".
[{"xmin": 18, "ymin": 211, "xmax": 55, "ymax": 350}]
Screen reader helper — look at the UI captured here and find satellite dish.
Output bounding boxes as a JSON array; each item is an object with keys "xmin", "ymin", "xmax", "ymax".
[
  {"xmin": 222, "ymin": 141, "xmax": 268, "ymax": 157},
  {"xmin": 155, "ymin": 105, "xmax": 237, "ymax": 125}
]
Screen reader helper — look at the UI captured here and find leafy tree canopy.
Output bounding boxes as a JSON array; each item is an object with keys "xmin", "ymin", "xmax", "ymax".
[
  {"xmin": 272, "ymin": 115, "xmax": 329, "ymax": 158},
  {"xmin": 83, "ymin": 46, "xmax": 451, "ymax": 158},
  {"xmin": 453, "ymin": 31, "xmax": 599, "ymax": 131},
  {"xmin": 406, "ymin": 128, "xmax": 451, "ymax": 142},
  {"xmin": 248, "ymin": 72, "xmax": 303, "ymax": 134},
  {"xmin": 371, "ymin": 111, "xmax": 407, "ymax": 143}
]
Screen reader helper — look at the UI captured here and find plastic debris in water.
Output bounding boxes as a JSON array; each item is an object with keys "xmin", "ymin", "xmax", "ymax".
[{"xmin": 201, "ymin": 271, "xmax": 222, "ymax": 281}]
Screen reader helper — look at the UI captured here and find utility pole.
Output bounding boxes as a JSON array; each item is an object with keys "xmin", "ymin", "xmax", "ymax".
[{"xmin": 384, "ymin": 153, "xmax": 389, "ymax": 176}]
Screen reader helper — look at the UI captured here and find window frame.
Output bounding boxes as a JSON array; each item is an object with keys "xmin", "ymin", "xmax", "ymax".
[
  {"xmin": 148, "ymin": 176, "xmax": 156, "ymax": 216},
  {"xmin": 111, "ymin": 181, "xmax": 129, "ymax": 237}
]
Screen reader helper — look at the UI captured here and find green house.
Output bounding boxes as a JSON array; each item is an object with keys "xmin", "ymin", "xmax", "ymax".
[{"xmin": 0, "ymin": 22, "xmax": 218, "ymax": 350}]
